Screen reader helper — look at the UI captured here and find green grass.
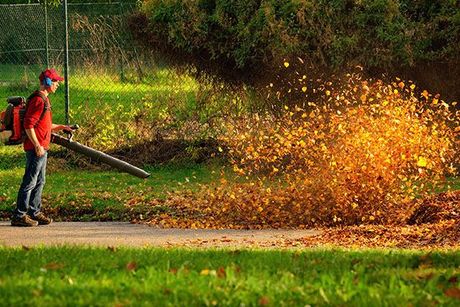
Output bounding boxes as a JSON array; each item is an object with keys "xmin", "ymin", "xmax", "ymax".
[
  {"xmin": 0, "ymin": 247, "xmax": 459, "ymax": 306},
  {"xmin": 0, "ymin": 64, "xmax": 43, "ymax": 82},
  {"xmin": 0, "ymin": 144, "xmax": 221, "ymax": 221},
  {"xmin": 0, "ymin": 62, "xmax": 248, "ymax": 126}
]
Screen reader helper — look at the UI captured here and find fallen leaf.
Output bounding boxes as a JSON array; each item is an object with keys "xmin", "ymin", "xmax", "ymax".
[
  {"xmin": 126, "ymin": 261, "xmax": 137, "ymax": 272},
  {"xmin": 107, "ymin": 246, "xmax": 117, "ymax": 252},
  {"xmin": 259, "ymin": 296, "xmax": 270, "ymax": 306},
  {"xmin": 43, "ymin": 262, "xmax": 64, "ymax": 270},
  {"xmin": 169, "ymin": 268, "xmax": 178, "ymax": 275},
  {"xmin": 217, "ymin": 267, "xmax": 226, "ymax": 278},
  {"xmin": 448, "ymin": 276, "xmax": 458, "ymax": 284},
  {"xmin": 444, "ymin": 287, "xmax": 460, "ymax": 299}
]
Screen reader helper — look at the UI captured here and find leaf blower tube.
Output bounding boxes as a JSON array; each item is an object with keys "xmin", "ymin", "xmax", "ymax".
[{"xmin": 51, "ymin": 125, "xmax": 150, "ymax": 179}]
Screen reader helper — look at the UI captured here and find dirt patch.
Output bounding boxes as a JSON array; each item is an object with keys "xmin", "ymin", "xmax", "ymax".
[
  {"xmin": 49, "ymin": 137, "xmax": 220, "ymax": 169},
  {"xmin": 108, "ymin": 138, "xmax": 220, "ymax": 165}
]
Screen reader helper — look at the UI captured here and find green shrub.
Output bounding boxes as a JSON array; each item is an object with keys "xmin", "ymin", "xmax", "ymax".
[{"xmin": 137, "ymin": 0, "xmax": 460, "ymax": 70}]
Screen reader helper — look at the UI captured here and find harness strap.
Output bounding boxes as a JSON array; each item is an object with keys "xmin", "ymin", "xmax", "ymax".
[{"xmin": 25, "ymin": 91, "xmax": 49, "ymax": 127}]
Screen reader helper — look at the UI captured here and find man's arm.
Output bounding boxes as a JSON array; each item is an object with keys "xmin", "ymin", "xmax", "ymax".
[
  {"xmin": 25, "ymin": 128, "xmax": 45, "ymax": 157},
  {"xmin": 51, "ymin": 124, "xmax": 71, "ymax": 132}
]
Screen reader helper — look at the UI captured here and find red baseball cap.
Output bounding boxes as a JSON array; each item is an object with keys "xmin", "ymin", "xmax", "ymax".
[{"xmin": 39, "ymin": 68, "xmax": 64, "ymax": 82}]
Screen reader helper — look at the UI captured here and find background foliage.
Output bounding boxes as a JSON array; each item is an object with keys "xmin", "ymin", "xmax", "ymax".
[
  {"xmin": 138, "ymin": 0, "xmax": 460, "ymax": 69},
  {"xmin": 0, "ymin": 0, "xmax": 137, "ymax": 4},
  {"xmin": 134, "ymin": 0, "xmax": 460, "ymax": 101}
]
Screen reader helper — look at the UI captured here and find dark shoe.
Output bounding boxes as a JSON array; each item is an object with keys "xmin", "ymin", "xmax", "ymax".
[
  {"xmin": 31, "ymin": 213, "xmax": 53, "ymax": 225},
  {"xmin": 11, "ymin": 215, "xmax": 38, "ymax": 227}
]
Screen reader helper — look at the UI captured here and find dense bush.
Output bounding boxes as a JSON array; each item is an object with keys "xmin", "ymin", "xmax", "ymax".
[
  {"xmin": 137, "ymin": 0, "xmax": 460, "ymax": 70},
  {"xmin": 0, "ymin": 0, "xmax": 137, "ymax": 4}
]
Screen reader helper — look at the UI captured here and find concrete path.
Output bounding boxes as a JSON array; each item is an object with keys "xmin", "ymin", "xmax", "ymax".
[{"xmin": 0, "ymin": 222, "xmax": 319, "ymax": 248}]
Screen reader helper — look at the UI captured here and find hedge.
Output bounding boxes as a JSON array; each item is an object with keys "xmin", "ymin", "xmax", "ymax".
[
  {"xmin": 0, "ymin": 1, "xmax": 137, "ymax": 4},
  {"xmin": 137, "ymin": 0, "xmax": 460, "ymax": 70}
]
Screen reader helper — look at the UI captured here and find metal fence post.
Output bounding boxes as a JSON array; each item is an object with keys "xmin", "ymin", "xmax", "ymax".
[
  {"xmin": 44, "ymin": 0, "xmax": 49, "ymax": 68},
  {"xmin": 119, "ymin": 1, "xmax": 125, "ymax": 82},
  {"xmin": 63, "ymin": 0, "xmax": 70, "ymax": 125}
]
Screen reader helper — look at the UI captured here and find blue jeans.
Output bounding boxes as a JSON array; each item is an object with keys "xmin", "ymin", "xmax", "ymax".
[{"xmin": 13, "ymin": 150, "xmax": 47, "ymax": 218}]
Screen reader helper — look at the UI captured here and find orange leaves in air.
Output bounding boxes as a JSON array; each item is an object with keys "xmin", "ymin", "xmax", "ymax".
[
  {"xmin": 217, "ymin": 78, "xmax": 459, "ymax": 226},
  {"xmin": 144, "ymin": 74, "xmax": 460, "ymax": 229}
]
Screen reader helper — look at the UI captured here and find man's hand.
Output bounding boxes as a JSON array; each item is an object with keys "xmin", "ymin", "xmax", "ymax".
[
  {"xmin": 51, "ymin": 124, "xmax": 73, "ymax": 133},
  {"xmin": 35, "ymin": 145, "xmax": 45, "ymax": 157},
  {"xmin": 25, "ymin": 128, "xmax": 44, "ymax": 156},
  {"xmin": 62, "ymin": 125, "xmax": 73, "ymax": 133},
  {"xmin": 51, "ymin": 124, "xmax": 71, "ymax": 132}
]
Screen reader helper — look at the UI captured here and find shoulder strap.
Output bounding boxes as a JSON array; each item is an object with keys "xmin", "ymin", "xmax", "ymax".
[{"xmin": 26, "ymin": 91, "xmax": 48, "ymax": 123}]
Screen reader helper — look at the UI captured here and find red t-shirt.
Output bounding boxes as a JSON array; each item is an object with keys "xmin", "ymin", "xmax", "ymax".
[{"xmin": 23, "ymin": 92, "xmax": 52, "ymax": 151}]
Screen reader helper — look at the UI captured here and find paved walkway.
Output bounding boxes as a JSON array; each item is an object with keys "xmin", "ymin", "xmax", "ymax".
[{"xmin": 0, "ymin": 222, "xmax": 319, "ymax": 248}]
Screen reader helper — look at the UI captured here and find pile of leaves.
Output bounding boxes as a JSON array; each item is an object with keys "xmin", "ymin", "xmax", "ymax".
[
  {"xmin": 141, "ymin": 181, "xmax": 410, "ymax": 229},
  {"xmin": 408, "ymin": 191, "xmax": 460, "ymax": 225},
  {"xmin": 136, "ymin": 186, "xmax": 460, "ymax": 248},
  {"xmin": 296, "ymin": 191, "xmax": 459, "ymax": 248},
  {"xmin": 297, "ymin": 220, "xmax": 460, "ymax": 249}
]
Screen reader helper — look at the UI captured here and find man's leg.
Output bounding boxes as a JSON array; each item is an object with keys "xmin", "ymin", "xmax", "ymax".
[
  {"xmin": 13, "ymin": 151, "xmax": 46, "ymax": 218},
  {"xmin": 28, "ymin": 151, "xmax": 47, "ymax": 217}
]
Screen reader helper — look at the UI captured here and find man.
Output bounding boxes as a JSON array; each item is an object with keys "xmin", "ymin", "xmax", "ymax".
[{"xmin": 11, "ymin": 68, "xmax": 71, "ymax": 227}]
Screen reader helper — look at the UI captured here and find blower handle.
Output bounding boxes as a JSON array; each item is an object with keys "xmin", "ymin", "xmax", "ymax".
[{"xmin": 63, "ymin": 124, "xmax": 79, "ymax": 140}]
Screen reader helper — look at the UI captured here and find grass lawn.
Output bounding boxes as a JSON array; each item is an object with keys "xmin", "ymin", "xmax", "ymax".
[
  {"xmin": 0, "ymin": 247, "xmax": 459, "ymax": 306},
  {"xmin": 0, "ymin": 144, "xmax": 221, "ymax": 221}
]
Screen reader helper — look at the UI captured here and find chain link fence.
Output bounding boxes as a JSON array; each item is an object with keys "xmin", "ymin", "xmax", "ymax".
[{"xmin": 0, "ymin": 1, "xmax": 155, "ymax": 123}]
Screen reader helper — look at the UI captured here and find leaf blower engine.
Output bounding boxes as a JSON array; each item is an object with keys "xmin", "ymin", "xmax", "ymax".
[{"xmin": 0, "ymin": 96, "xmax": 27, "ymax": 145}]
